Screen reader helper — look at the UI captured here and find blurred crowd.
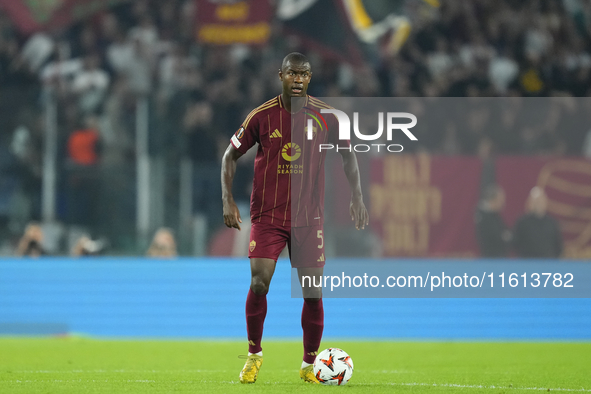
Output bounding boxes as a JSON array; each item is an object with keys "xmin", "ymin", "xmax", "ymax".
[
  {"xmin": 1, "ymin": 0, "xmax": 591, "ymax": 255},
  {"xmin": 390, "ymin": 0, "xmax": 591, "ymax": 99}
]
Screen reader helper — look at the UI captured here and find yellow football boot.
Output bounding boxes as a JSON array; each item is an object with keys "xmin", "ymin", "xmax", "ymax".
[
  {"xmin": 239, "ymin": 354, "xmax": 263, "ymax": 384},
  {"xmin": 299, "ymin": 364, "xmax": 320, "ymax": 384}
]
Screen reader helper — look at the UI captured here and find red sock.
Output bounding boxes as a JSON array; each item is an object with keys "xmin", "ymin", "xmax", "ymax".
[
  {"xmin": 301, "ymin": 298, "xmax": 324, "ymax": 364},
  {"xmin": 245, "ymin": 288, "xmax": 267, "ymax": 354}
]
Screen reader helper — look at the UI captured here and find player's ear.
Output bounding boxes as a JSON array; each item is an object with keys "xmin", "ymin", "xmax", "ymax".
[{"xmin": 278, "ymin": 69, "xmax": 283, "ymax": 81}]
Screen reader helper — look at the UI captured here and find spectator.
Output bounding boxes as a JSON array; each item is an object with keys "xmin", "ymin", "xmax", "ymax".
[
  {"xmin": 475, "ymin": 184, "xmax": 511, "ymax": 257},
  {"xmin": 106, "ymin": 31, "xmax": 134, "ymax": 75},
  {"xmin": 128, "ymin": 15, "xmax": 159, "ymax": 49},
  {"xmin": 147, "ymin": 227, "xmax": 177, "ymax": 258},
  {"xmin": 18, "ymin": 32, "xmax": 55, "ymax": 73},
  {"xmin": 488, "ymin": 48, "xmax": 519, "ymax": 94},
  {"xmin": 71, "ymin": 55, "xmax": 110, "ymax": 113},
  {"xmin": 39, "ymin": 42, "xmax": 82, "ymax": 92},
  {"xmin": 67, "ymin": 116, "xmax": 101, "ymax": 166},
  {"xmin": 513, "ymin": 187, "xmax": 563, "ymax": 258},
  {"xmin": 72, "ymin": 235, "xmax": 107, "ymax": 256},
  {"xmin": 16, "ymin": 222, "xmax": 46, "ymax": 257},
  {"xmin": 158, "ymin": 43, "xmax": 200, "ymax": 101}
]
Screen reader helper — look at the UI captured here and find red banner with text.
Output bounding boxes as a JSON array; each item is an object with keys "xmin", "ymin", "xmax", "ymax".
[
  {"xmin": 369, "ymin": 155, "xmax": 482, "ymax": 257},
  {"xmin": 196, "ymin": 0, "xmax": 272, "ymax": 46},
  {"xmin": 496, "ymin": 157, "xmax": 591, "ymax": 259}
]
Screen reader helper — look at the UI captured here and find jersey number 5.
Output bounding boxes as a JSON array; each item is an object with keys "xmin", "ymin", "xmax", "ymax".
[{"xmin": 317, "ymin": 230, "xmax": 324, "ymax": 249}]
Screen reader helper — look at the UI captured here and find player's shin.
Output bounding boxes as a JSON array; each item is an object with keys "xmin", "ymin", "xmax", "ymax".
[
  {"xmin": 245, "ymin": 288, "xmax": 267, "ymax": 354},
  {"xmin": 301, "ymin": 298, "xmax": 324, "ymax": 364}
]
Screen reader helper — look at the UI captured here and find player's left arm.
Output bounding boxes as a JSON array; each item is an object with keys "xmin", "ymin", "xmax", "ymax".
[{"xmin": 339, "ymin": 149, "xmax": 369, "ymax": 230}]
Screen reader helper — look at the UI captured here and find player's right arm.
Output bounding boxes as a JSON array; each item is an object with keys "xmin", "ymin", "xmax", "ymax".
[
  {"xmin": 221, "ymin": 143, "xmax": 244, "ymax": 230},
  {"xmin": 222, "ymin": 104, "xmax": 262, "ymax": 230}
]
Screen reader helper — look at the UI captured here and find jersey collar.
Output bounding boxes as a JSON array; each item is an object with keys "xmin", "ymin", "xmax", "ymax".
[{"xmin": 278, "ymin": 94, "xmax": 309, "ymax": 112}]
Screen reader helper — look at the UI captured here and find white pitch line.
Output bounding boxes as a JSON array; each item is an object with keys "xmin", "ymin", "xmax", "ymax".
[
  {"xmin": 7, "ymin": 380, "xmax": 590, "ymax": 391},
  {"xmin": 8, "ymin": 369, "xmax": 411, "ymax": 374},
  {"xmin": 9, "ymin": 380, "xmax": 156, "ymax": 383},
  {"xmin": 5, "ymin": 374, "xmax": 589, "ymax": 392},
  {"xmin": 357, "ymin": 382, "xmax": 591, "ymax": 392},
  {"xmin": 9, "ymin": 370, "xmax": 230, "ymax": 374}
]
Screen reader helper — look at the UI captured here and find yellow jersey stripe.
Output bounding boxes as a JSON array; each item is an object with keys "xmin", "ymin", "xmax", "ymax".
[
  {"xmin": 241, "ymin": 97, "xmax": 278, "ymax": 127},
  {"xmin": 308, "ymin": 97, "xmax": 333, "ymax": 109},
  {"xmin": 245, "ymin": 101, "xmax": 276, "ymax": 119},
  {"xmin": 243, "ymin": 98, "xmax": 276, "ymax": 121},
  {"xmin": 243, "ymin": 102, "xmax": 278, "ymax": 129},
  {"xmin": 268, "ymin": 115, "xmax": 275, "ymax": 224}
]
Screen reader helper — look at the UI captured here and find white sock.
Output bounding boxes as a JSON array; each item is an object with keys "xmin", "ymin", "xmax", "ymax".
[
  {"xmin": 248, "ymin": 351, "xmax": 262, "ymax": 356},
  {"xmin": 301, "ymin": 361, "xmax": 312, "ymax": 369}
]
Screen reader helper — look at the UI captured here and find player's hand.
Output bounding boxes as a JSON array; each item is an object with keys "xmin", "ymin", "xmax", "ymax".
[
  {"xmin": 350, "ymin": 198, "xmax": 369, "ymax": 230},
  {"xmin": 223, "ymin": 200, "xmax": 242, "ymax": 230}
]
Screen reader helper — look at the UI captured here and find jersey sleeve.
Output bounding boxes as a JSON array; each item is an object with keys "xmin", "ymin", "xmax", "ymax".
[{"xmin": 230, "ymin": 114, "xmax": 259, "ymax": 154}]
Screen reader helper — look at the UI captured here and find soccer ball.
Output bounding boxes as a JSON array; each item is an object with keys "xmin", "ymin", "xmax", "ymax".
[{"xmin": 313, "ymin": 348, "xmax": 354, "ymax": 385}]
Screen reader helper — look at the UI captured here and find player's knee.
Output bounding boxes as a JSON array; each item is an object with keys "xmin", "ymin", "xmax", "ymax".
[
  {"xmin": 302, "ymin": 285, "xmax": 322, "ymax": 300},
  {"xmin": 250, "ymin": 276, "xmax": 270, "ymax": 295}
]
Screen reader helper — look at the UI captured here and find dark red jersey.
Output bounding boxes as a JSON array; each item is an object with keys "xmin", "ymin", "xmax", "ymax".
[{"xmin": 230, "ymin": 95, "xmax": 347, "ymax": 227}]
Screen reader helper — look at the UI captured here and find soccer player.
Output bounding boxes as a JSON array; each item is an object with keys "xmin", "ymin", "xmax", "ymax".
[{"xmin": 221, "ymin": 52, "xmax": 368, "ymax": 384}]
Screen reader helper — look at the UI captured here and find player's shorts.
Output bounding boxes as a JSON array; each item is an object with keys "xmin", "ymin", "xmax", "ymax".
[{"xmin": 248, "ymin": 222, "xmax": 325, "ymax": 268}]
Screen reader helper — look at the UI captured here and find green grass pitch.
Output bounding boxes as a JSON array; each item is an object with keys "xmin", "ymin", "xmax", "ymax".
[{"xmin": 0, "ymin": 338, "xmax": 589, "ymax": 393}]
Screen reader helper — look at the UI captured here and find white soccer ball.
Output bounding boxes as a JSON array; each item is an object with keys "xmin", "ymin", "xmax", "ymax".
[{"xmin": 313, "ymin": 348, "xmax": 354, "ymax": 385}]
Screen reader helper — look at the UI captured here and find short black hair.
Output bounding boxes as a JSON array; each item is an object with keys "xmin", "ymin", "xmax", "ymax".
[{"xmin": 281, "ymin": 52, "xmax": 310, "ymax": 71}]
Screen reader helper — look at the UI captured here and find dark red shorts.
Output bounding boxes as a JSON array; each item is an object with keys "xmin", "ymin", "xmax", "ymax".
[{"xmin": 248, "ymin": 222, "xmax": 325, "ymax": 268}]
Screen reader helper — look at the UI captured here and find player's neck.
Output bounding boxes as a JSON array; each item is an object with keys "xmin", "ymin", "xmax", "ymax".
[{"xmin": 281, "ymin": 93, "xmax": 307, "ymax": 113}]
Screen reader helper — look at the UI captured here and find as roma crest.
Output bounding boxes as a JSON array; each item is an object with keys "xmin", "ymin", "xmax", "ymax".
[{"xmin": 249, "ymin": 240, "xmax": 256, "ymax": 252}]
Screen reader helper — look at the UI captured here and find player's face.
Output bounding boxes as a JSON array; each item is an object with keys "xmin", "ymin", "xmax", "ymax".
[{"xmin": 279, "ymin": 61, "xmax": 312, "ymax": 97}]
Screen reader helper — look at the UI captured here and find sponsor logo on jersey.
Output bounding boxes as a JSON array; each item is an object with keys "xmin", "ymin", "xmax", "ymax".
[
  {"xmin": 317, "ymin": 253, "xmax": 325, "ymax": 262},
  {"xmin": 249, "ymin": 240, "xmax": 256, "ymax": 252},
  {"xmin": 270, "ymin": 129, "xmax": 282, "ymax": 138},
  {"xmin": 277, "ymin": 164, "xmax": 303, "ymax": 174},
  {"xmin": 281, "ymin": 142, "xmax": 301, "ymax": 162}
]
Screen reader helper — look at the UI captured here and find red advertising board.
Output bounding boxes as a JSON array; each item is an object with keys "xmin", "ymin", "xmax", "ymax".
[
  {"xmin": 368, "ymin": 155, "xmax": 482, "ymax": 257},
  {"xmin": 212, "ymin": 154, "xmax": 590, "ymax": 258},
  {"xmin": 365, "ymin": 155, "xmax": 591, "ymax": 258}
]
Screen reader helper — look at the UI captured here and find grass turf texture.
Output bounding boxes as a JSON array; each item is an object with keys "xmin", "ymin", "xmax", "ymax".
[{"xmin": 0, "ymin": 339, "xmax": 589, "ymax": 393}]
